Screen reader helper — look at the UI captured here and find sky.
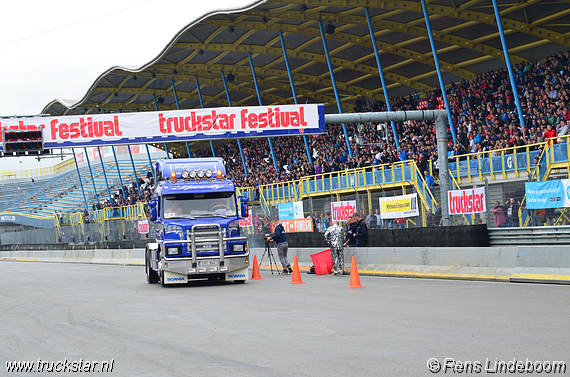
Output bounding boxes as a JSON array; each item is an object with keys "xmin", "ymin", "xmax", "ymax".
[{"xmin": 0, "ymin": 0, "xmax": 253, "ymax": 171}]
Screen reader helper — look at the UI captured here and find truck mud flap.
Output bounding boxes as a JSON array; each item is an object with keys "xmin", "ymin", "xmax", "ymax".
[
  {"xmin": 225, "ymin": 267, "xmax": 249, "ymax": 282},
  {"xmin": 163, "ymin": 271, "xmax": 188, "ymax": 284}
]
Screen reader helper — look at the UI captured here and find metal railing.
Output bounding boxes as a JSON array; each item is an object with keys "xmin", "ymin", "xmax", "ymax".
[{"xmin": 489, "ymin": 226, "xmax": 570, "ymax": 246}]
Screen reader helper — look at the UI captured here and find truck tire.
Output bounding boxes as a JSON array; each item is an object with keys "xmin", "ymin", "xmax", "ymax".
[{"xmin": 146, "ymin": 251, "xmax": 159, "ymax": 284}]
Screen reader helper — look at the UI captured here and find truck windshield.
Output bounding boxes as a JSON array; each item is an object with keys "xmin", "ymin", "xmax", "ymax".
[{"xmin": 163, "ymin": 192, "xmax": 237, "ymax": 219}]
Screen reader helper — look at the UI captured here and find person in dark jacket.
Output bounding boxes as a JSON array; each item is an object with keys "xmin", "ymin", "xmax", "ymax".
[
  {"xmin": 343, "ymin": 217, "xmax": 357, "ymax": 247},
  {"xmin": 347, "ymin": 213, "xmax": 368, "ymax": 247},
  {"xmin": 266, "ymin": 219, "xmax": 292, "ymax": 274}
]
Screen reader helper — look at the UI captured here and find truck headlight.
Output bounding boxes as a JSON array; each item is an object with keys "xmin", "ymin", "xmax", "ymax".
[
  {"xmin": 181, "ymin": 170, "xmax": 189, "ymax": 179},
  {"xmin": 205, "ymin": 169, "xmax": 213, "ymax": 178},
  {"xmin": 167, "ymin": 247, "xmax": 180, "ymax": 255},
  {"xmin": 233, "ymin": 244, "xmax": 244, "ymax": 252},
  {"xmin": 197, "ymin": 169, "xmax": 205, "ymax": 178},
  {"xmin": 189, "ymin": 170, "xmax": 197, "ymax": 178}
]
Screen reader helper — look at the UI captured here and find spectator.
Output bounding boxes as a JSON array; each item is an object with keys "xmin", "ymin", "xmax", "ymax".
[
  {"xmin": 344, "ymin": 217, "xmax": 357, "ymax": 247},
  {"xmin": 375, "ymin": 209, "xmax": 382, "ymax": 229},
  {"xmin": 366, "ymin": 210, "xmax": 377, "ymax": 229},
  {"xmin": 426, "ymin": 209, "xmax": 436, "ymax": 227},
  {"xmin": 505, "ymin": 197, "xmax": 520, "ymax": 227},
  {"xmin": 491, "ymin": 201, "xmax": 507, "ymax": 227},
  {"xmin": 348, "ymin": 213, "xmax": 368, "ymax": 246},
  {"xmin": 434, "ymin": 203, "xmax": 442, "ymax": 226}
]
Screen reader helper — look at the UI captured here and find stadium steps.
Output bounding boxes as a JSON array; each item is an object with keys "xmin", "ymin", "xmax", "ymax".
[{"xmin": 2, "ymin": 158, "xmax": 152, "ymax": 215}]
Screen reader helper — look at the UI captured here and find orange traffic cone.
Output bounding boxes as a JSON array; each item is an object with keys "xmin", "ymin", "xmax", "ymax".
[
  {"xmin": 288, "ymin": 255, "xmax": 305, "ymax": 284},
  {"xmin": 250, "ymin": 254, "xmax": 263, "ymax": 280},
  {"xmin": 346, "ymin": 256, "xmax": 364, "ymax": 289}
]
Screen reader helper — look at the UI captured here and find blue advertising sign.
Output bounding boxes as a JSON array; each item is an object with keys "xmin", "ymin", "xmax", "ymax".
[
  {"xmin": 278, "ymin": 202, "xmax": 304, "ymax": 220},
  {"xmin": 525, "ymin": 180, "xmax": 566, "ymax": 209}
]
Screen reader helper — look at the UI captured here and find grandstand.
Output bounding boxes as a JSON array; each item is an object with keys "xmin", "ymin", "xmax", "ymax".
[
  {"xmin": 0, "ymin": 153, "xmax": 160, "ymax": 217},
  {"xmin": 3, "ymin": 0, "xmax": 570, "ymax": 229}
]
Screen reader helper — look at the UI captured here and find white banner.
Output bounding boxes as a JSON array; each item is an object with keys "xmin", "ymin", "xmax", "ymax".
[
  {"xmin": 0, "ymin": 104, "xmax": 325, "ymax": 151},
  {"xmin": 379, "ymin": 194, "xmax": 419, "ymax": 219},
  {"xmin": 448, "ymin": 187, "xmax": 486, "ymax": 215},
  {"xmin": 331, "ymin": 200, "xmax": 356, "ymax": 222}
]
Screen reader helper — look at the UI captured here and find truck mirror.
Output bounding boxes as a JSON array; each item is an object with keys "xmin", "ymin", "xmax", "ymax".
[
  {"xmin": 240, "ymin": 203, "xmax": 248, "ymax": 218},
  {"xmin": 149, "ymin": 200, "xmax": 157, "ymax": 221}
]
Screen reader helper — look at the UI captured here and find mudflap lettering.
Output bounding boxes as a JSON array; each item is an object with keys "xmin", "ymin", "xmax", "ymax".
[
  {"xmin": 164, "ymin": 271, "xmax": 188, "ymax": 284},
  {"xmin": 225, "ymin": 267, "xmax": 249, "ymax": 282}
]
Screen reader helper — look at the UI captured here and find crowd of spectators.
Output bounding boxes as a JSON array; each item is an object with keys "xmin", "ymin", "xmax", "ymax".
[
  {"xmin": 192, "ymin": 51, "xmax": 570, "ymax": 194},
  {"xmin": 61, "ymin": 50, "xmax": 570, "ymax": 222}
]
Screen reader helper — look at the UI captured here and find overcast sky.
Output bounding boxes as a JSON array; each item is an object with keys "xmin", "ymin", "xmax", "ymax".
[{"xmin": 0, "ymin": 0, "xmax": 253, "ymax": 170}]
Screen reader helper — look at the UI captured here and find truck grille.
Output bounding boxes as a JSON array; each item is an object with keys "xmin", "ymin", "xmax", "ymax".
[{"xmin": 188, "ymin": 226, "xmax": 226, "ymax": 252}]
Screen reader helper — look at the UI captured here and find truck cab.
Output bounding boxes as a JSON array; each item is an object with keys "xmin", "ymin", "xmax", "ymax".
[{"xmin": 145, "ymin": 158, "xmax": 249, "ymax": 286}]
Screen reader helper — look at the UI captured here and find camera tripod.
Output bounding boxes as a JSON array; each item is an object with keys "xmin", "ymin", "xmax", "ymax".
[{"xmin": 260, "ymin": 240, "xmax": 280, "ymax": 275}]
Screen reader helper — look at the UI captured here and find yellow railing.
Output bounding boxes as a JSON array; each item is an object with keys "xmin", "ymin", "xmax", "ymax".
[
  {"xmin": 58, "ymin": 202, "xmax": 147, "ymax": 226},
  {"xmin": 0, "ymin": 157, "xmax": 75, "ymax": 181},
  {"xmin": 447, "ymin": 141, "xmax": 545, "ymax": 184},
  {"xmin": 53, "ymin": 158, "xmax": 75, "ymax": 174}
]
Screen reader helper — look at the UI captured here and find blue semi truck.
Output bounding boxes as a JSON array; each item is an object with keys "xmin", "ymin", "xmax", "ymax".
[{"xmin": 145, "ymin": 158, "xmax": 250, "ymax": 286}]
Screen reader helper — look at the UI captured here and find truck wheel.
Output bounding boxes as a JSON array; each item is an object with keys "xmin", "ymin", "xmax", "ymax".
[{"xmin": 146, "ymin": 251, "xmax": 159, "ymax": 284}]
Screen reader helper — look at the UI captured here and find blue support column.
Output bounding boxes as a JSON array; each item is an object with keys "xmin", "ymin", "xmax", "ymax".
[
  {"xmin": 318, "ymin": 21, "xmax": 353, "ymax": 158},
  {"xmin": 249, "ymin": 53, "xmax": 279, "ymax": 173},
  {"xmin": 111, "ymin": 146, "xmax": 126, "ymax": 199},
  {"xmin": 222, "ymin": 71, "xmax": 248, "ymax": 178},
  {"xmin": 194, "ymin": 76, "xmax": 216, "ymax": 157},
  {"xmin": 145, "ymin": 145, "xmax": 156, "ymax": 182},
  {"xmin": 97, "ymin": 147, "xmax": 113, "ymax": 202},
  {"xmin": 171, "ymin": 79, "xmax": 192, "ymax": 157},
  {"xmin": 491, "ymin": 0, "xmax": 526, "ymax": 129},
  {"xmin": 153, "ymin": 94, "xmax": 170, "ymax": 159},
  {"xmin": 364, "ymin": 7, "xmax": 399, "ymax": 148},
  {"xmin": 72, "ymin": 148, "xmax": 89, "ymax": 211},
  {"xmin": 420, "ymin": 0, "xmax": 456, "ymax": 143},
  {"xmin": 83, "ymin": 147, "xmax": 99, "ymax": 206},
  {"xmin": 127, "ymin": 145, "xmax": 141, "ymax": 197},
  {"xmin": 279, "ymin": 31, "xmax": 313, "ymax": 166}
]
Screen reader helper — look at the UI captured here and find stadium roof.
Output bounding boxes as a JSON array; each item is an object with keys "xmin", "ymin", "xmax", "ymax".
[{"xmin": 42, "ymin": 0, "xmax": 570, "ymax": 119}]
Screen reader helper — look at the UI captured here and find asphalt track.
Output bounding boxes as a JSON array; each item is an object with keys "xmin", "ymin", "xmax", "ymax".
[{"xmin": 1, "ymin": 262, "xmax": 569, "ymax": 376}]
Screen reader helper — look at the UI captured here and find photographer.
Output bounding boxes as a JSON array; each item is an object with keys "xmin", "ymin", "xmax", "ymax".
[{"xmin": 266, "ymin": 219, "xmax": 292, "ymax": 274}]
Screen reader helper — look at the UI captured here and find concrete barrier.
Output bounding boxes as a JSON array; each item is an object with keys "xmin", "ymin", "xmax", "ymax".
[
  {"xmin": 510, "ymin": 246, "xmax": 570, "ymax": 284},
  {"xmin": 2, "ymin": 246, "xmax": 570, "ymax": 284},
  {"xmin": 251, "ymin": 247, "xmax": 516, "ymax": 282},
  {"xmin": 0, "ymin": 249, "xmax": 144, "ymax": 266}
]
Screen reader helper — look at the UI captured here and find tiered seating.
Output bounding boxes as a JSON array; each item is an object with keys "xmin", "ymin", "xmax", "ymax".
[{"xmin": 1, "ymin": 157, "xmax": 153, "ymax": 216}]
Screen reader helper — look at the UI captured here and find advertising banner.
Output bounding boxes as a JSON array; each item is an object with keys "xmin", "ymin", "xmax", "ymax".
[
  {"xmin": 331, "ymin": 200, "xmax": 357, "ymax": 222},
  {"xmin": 379, "ymin": 194, "xmax": 419, "ymax": 219},
  {"xmin": 278, "ymin": 201, "xmax": 304, "ymax": 220},
  {"xmin": 448, "ymin": 187, "xmax": 486, "ymax": 215},
  {"xmin": 525, "ymin": 179, "xmax": 570, "ymax": 209},
  {"xmin": 280, "ymin": 218, "xmax": 314, "ymax": 233},
  {"xmin": 138, "ymin": 220, "xmax": 149, "ymax": 234},
  {"xmin": 0, "ymin": 104, "xmax": 325, "ymax": 151}
]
